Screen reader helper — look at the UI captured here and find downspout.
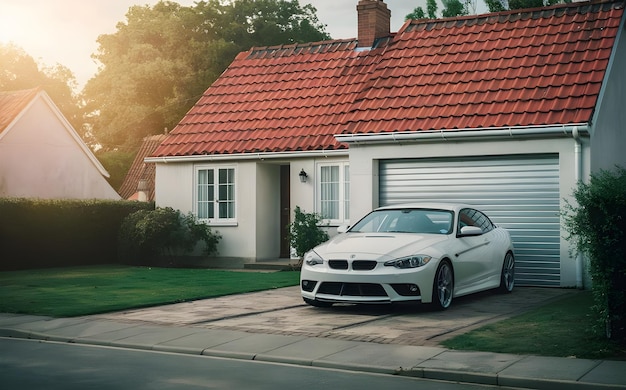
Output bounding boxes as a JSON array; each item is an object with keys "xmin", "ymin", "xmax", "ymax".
[{"xmin": 572, "ymin": 126, "xmax": 584, "ymax": 289}]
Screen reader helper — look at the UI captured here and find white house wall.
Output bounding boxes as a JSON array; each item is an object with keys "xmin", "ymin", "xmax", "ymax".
[
  {"xmin": 154, "ymin": 155, "xmax": 349, "ymax": 263},
  {"xmin": 348, "ymin": 136, "xmax": 590, "ymax": 287},
  {"xmin": 155, "ymin": 160, "xmax": 256, "ymax": 262},
  {"xmin": 0, "ymin": 96, "xmax": 120, "ymax": 199}
]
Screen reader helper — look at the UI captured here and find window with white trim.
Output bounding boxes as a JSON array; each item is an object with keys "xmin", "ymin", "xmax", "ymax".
[
  {"xmin": 318, "ymin": 162, "xmax": 349, "ymax": 224},
  {"xmin": 196, "ymin": 166, "xmax": 236, "ymax": 222}
]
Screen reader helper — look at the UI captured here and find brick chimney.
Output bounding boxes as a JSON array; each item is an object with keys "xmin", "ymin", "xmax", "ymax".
[{"xmin": 357, "ymin": 0, "xmax": 391, "ymax": 48}]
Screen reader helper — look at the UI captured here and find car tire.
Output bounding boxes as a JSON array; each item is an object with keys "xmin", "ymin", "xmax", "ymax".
[
  {"xmin": 431, "ymin": 260, "xmax": 453, "ymax": 310},
  {"xmin": 498, "ymin": 252, "xmax": 515, "ymax": 293},
  {"xmin": 303, "ymin": 297, "xmax": 333, "ymax": 308}
]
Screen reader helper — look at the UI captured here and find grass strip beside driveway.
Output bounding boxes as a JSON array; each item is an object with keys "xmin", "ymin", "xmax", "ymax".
[
  {"xmin": 0, "ymin": 265, "xmax": 299, "ymax": 317},
  {"xmin": 443, "ymin": 291, "xmax": 626, "ymax": 360}
]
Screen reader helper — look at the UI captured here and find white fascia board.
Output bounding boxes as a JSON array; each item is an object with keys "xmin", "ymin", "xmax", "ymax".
[
  {"xmin": 145, "ymin": 148, "xmax": 348, "ymax": 164},
  {"xmin": 334, "ymin": 123, "xmax": 590, "ymax": 144}
]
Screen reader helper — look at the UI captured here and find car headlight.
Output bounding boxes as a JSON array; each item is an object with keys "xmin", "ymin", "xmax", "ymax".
[
  {"xmin": 384, "ymin": 255, "xmax": 432, "ymax": 269},
  {"xmin": 304, "ymin": 250, "xmax": 324, "ymax": 266}
]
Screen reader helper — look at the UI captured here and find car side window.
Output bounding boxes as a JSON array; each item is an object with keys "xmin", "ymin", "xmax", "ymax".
[{"xmin": 458, "ymin": 208, "xmax": 494, "ymax": 233}]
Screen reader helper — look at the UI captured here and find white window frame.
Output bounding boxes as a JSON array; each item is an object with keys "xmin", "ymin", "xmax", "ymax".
[
  {"xmin": 194, "ymin": 165, "xmax": 237, "ymax": 226},
  {"xmin": 316, "ymin": 162, "xmax": 350, "ymax": 225}
]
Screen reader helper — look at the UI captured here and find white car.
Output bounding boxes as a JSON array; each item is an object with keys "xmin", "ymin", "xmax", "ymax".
[{"xmin": 300, "ymin": 203, "xmax": 515, "ymax": 310}]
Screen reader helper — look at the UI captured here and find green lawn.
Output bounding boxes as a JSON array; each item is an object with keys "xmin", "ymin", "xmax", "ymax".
[
  {"xmin": 0, "ymin": 265, "xmax": 299, "ymax": 317},
  {"xmin": 442, "ymin": 290, "xmax": 626, "ymax": 360},
  {"xmin": 1, "ymin": 265, "xmax": 624, "ymax": 360}
]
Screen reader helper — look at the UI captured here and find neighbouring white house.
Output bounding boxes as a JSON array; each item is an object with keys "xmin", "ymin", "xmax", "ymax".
[
  {"xmin": 147, "ymin": 0, "xmax": 626, "ymax": 287},
  {"xmin": 0, "ymin": 88, "xmax": 120, "ymax": 200}
]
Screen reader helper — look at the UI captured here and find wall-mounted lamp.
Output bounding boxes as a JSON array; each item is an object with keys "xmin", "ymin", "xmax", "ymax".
[{"xmin": 299, "ymin": 169, "xmax": 308, "ymax": 183}]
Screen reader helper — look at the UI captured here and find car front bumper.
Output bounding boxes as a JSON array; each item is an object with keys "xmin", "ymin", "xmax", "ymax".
[{"xmin": 300, "ymin": 261, "xmax": 438, "ymax": 305}]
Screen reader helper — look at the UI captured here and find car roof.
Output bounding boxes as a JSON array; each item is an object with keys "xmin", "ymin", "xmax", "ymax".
[{"xmin": 374, "ymin": 203, "xmax": 474, "ymax": 212}]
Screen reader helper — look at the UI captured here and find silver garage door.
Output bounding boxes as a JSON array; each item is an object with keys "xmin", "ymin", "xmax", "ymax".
[{"xmin": 379, "ymin": 155, "xmax": 560, "ymax": 287}]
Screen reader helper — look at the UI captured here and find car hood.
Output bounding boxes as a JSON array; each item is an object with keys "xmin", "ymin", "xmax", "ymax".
[{"xmin": 314, "ymin": 232, "xmax": 449, "ymax": 261}]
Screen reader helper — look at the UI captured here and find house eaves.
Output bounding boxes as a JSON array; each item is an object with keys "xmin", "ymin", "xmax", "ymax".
[
  {"xmin": 145, "ymin": 148, "xmax": 348, "ymax": 164},
  {"xmin": 335, "ymin": 123, "xmax": 590, "ymax": 144}
]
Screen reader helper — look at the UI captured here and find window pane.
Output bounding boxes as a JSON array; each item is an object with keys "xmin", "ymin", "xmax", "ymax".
[
  {"xmin": 217, "ymin": 168, "xmax": 235, "ymax": 219},
  {"xmin": 320, "ymin": 166, "xmax": 339, "ymax": 219},
  {"xmin": 344, "ymin": 165, "xmax": 350, "ymax": 220},
  {"xmin": 197, "ymin": 169, "xmax": 213, "ymax": 219}
]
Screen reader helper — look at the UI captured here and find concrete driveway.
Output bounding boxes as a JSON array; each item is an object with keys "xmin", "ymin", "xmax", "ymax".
[{"xmin": 92, "ymin": 286, "xmax": 574, "ymax": 347}]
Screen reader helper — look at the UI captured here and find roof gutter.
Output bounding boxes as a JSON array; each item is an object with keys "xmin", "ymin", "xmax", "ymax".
[
  {"xmin": 334, "ymin": 124, "xmax": 590, "ymax": 144},
  {"xmin": 145, "ymin": 148, "xmax": 347, "ymax": 164}
]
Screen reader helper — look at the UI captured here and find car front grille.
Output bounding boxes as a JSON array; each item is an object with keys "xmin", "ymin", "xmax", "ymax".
[
  {"xmin": 317, "ymin": 282, "xmax": 387, "ymax": 297},
  {"xmin": 328, "ymin": 260, "xmax": 348, "ymax": 270},
  {"xmin": 328, "ymin": 260, "xmax": 377, "ymax": 271},
  {"xmin": 352, "ymin": 260, "xmax": 377, "ymax": 270}
]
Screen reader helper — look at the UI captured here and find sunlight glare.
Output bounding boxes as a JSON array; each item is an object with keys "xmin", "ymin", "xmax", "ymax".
[{"xmin": 0, "ymin": 8, "xmax": 25, "ymax": 45}]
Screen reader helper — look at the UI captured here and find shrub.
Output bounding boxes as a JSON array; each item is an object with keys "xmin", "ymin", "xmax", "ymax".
[
  {"xmin": 118, "ymin": 207, "xmax": 221, "ymax": 265},
  {"xmin": 563, "ymin": 166, "xmax": 626, "ymax": 342},
  {"xmin": 288, "ymin": 206, "xmax": 329, "ymax": 258}
]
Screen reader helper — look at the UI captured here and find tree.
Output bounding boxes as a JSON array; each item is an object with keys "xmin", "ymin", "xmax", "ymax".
[
  {"xmin": 406, "ymin": 7, "xmax": 426, "ymax": 20},
  {"xmin": 406, "ymin": 0, "xmax": 469, "ymax": 20},
  {"xmin": 427, "ymin": 0, "xmax": 439, "ymax": 18},
  {"xmin": 442, "ymin": 0, "xmax": 468, "ymax": 17},
  {"xmin": 485, "ymin": 0, "xmax": 568, "ymax": 12},
  {"xmin": 0, "ymin": 43, "xmax": 83, "ymax": 138},
  {"xmin": 82, "ymin": 0, "xmax": 329, "ymax": 153},
  {"xmin": 484, "ymin": 0, "xmax": 507, "ymax": 12},
  {"xmin": 82, "ymin": 1, "xmax": 198, "ymax": 152}
]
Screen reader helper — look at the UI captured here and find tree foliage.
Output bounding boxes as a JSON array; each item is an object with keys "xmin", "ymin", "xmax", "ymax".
[
  {"xmin": 406, "ymin": 6, "xmax": 426, "ymax": 20},
  {"xmin": 563, "ymin": 166, "xmax": 626, "ymax": 342},
  {"xmin": 485, "ymin": 0, "xmax": 568, "ymax": 12},
  {"xmin": 426, "ymin": 0, "xmax": 439, "ymax": 18},
  {"xmin": 0, "ymin": 43, "xmax": 83, "ymax": 138},
  {"xmin": 442, "ymin": 0, "xmax": 468, "ymax": 17},
  {"xmin": 406, "ymin": 0, "xmax": 468, "ymax": 20},
  {"xmin": 83, "ymin": 0, "xmax": 329, "ymax": 152}
]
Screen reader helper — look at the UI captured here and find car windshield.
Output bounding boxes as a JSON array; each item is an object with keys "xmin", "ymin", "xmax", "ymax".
[{"xmin": 350, "ymin": 208, "xmax": 453, "ymax": 235}]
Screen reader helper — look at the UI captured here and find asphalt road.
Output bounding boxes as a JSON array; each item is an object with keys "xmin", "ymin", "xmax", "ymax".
[
  {"xmin": 92, "ymin": 286, "xmax": 573, "ymax": 346},
  {"xmin": 0, "ymin": 338, "xmax": 505, "ymax": 390}
]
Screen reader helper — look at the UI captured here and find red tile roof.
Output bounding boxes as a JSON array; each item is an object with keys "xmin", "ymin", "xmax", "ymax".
[
  {"xmin": 0, "ymin": 88, "xmax": 40, "ymax": 134},
  {"xmin": 118, "ymin": 134, "xmax": 167, "ymax": 200},
  {"xmin": 153, "ymin": 1, "xmax": 624, "ymax": 158}
]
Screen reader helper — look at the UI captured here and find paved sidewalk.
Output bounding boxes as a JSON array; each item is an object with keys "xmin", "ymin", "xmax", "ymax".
[{"xmin": 1, "ymin": 312, "xmax": 625, "ymax": 389}]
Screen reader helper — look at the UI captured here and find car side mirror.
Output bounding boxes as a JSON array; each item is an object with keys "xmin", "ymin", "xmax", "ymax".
[
  {"xmin": 337, "ymin": 224, "xmax": 350, "ymax": 234},
  {"xmin": 460, "ymin": 226, "xmax": 483, "ymax": 236}
]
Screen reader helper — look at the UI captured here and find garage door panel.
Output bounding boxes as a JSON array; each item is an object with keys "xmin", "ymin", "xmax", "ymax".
[{"xmin": 380, "ymin": 154, "xmax": 560, "ymax": 286}]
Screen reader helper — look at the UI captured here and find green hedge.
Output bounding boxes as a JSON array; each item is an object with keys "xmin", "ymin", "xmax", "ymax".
[
  {"xmin": 563, "ymin": 166, "xmax": 626, "ymax": 342},
  {"xmin": 0, "ymin": 198, "xmax": 153, "ymax": 270}
]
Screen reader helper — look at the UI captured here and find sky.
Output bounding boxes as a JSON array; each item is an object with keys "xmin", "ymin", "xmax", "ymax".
[{"xmin": 0, "ymin": 1, "xmax": 436, "ymax": 89}]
